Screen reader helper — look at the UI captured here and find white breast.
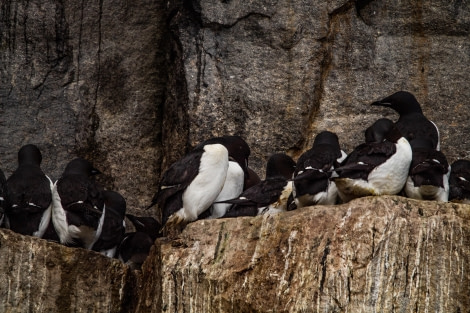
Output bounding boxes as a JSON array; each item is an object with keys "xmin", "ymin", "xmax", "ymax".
[
  {"xmin": 180, "ymin": 143, "xmax": 229, "ymax": 222},
  {"xmin": 210, "ymin": 161, "xmax": 244, "ymax": 219}
]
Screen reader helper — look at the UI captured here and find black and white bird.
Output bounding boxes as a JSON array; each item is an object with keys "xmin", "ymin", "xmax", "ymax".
[
  {"xmin": 51, "ymin": 158, "xmax": 104, "ymax": 248},
  {"xmin": 118, "ymin": 214, "xmax": 162, "ymax": 270},
  {"xmin": 371, "ymin": 91, "xmax": 440, "ymax": 150},
  {"xmin": 404, "ymin": 139, "xmax": 450, "ymax": 201},
  {"xmin": 149, "ymin": 136, "xmax": 249, "ymax": 231},
  {"xmin": 91, "ymin": 190, "xmax": 127, "ymax": 257},
  {"xmin": 0, "ymin": 169, "xmax": 8, "ymax": 227},
  {"xmin": 5, "ymin": 144, "xmax": 54, "ymax": 238},
  {"xmin": 292, "ymin": 131, "xmax": 346, "ymax": 208},
  {"xmin": 220, "ymin": 153, "xmax": 296, "ymax": 217},
  {"xmin": 209, "ymin": 136, "xmax": 251, "ymax": 219},
  {"xmin": 334, "ymin": 119, "xmax": 412, "ymax": 203},
  {"xmin": 449, "ymin": 159, "xmax": 470, "ymax": 204}
]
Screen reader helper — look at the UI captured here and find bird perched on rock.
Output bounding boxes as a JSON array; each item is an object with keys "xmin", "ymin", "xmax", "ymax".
[
  {"xmin": 449, "ymin": 159, "xmax": 470, "ymax": 203},
  {"xmin": 91, "ymin": 190, "xmax": 127, "ymax": 257},
  {"xmin": 334, "ymin": 118, "xmax": 412, "ymax": 203},
  {"xmin": 404, "ymin": 138, "xmax": 450, "ymax": 202},
  {"xmin": 291, "ymin": 131, "xmax": 346, "ymax": 208},
  {"xmin": 149, "ymin": 136, "xmax": 249, "ymax": 232},
  {"xmin": 118, "ymin": 213, "xmax": 162, "ymax": 270},
  {"xmin": 220, "ymin": 153, "xmax": 296, "ymax": 217},
  {"xmin": 51, "ymin": 158, "xmax": 104, "ymax": 248},
  {"xmin": 5, "ymin": 144, "xmax": 54, "ymax": 238},
  {"xmin": 209, "ymin": 136, "xmax": 251, "ymax": 219},
  {"xmin": 371, "ymin": 91, "xmax": 440, "ymax": 150}
]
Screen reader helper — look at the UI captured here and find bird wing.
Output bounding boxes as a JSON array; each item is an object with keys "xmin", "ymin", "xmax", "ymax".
[{"xmin": 335, "ymin": 141, "xmax": 396, "ymax": 179}]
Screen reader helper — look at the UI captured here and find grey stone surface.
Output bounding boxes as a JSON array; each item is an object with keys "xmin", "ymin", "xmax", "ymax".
[
  {"xmin": 0, "ymin": 1, "xmax": 165, "ymax": 213},
  {"xmin": 169, "ymin": 0, "xmax": 470, "ymax": 176}
]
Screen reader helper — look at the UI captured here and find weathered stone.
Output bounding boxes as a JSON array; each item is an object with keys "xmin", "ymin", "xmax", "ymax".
[
  {"xmin": 169, "ymin": 0, "xmax": 470, "ymax": 175},
  {"xmin": 0, "ymin": 0, "xmax": 166, "ymax": 212},
  {"xmin": 144, "ymin": 196, "xmax": 470, "ymax": 313},
  {"xmin": 0, "ymin": 229, "xmax": 137, "ymax": 312}
]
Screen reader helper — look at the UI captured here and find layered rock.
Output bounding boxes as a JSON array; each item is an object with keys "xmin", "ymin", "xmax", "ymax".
[
  {"xmin": 2, "ymin": 196, "xmax": 469, "ymax": 312},
  {"xmin": 140, "ymin": 196, "xmax": 470, "ymax": 313},
  {"xmin": 0, "ymin": 229, "xmax": 137, "ymax": 312}
]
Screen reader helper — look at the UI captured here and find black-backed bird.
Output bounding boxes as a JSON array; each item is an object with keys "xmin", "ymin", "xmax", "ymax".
[
  {"xmin": 220, "ymin": 153, "xmax": 296, "ymax": 217},
  {"xmin": 404, "ymin": 139, "xmax": 450, "ymax": 201},
  {"xmin": 292, "ymin": 131, "xmax": 346, "ymax": 208},
  {"xmin": 118, "ymin": 214, "xmax": 162, "ymax": 270},
  {"xmin": 91, "ymin": 190, "xmax": 127, "ymax": 257},
  {"xmin": 149, "ymin": 136, "xmax": 252, "ymax": 232},
  {"xmin": 371, "ymin": 91, "xmax": 440, "ymax": 150},
  {"xmin": 5, "ymin": 144, "xmax": 54, "ymax": 238},
  {"xmin": 334, "ymin": 119, "xmax": 412, "ymax": 203},
  {"xmin": 51, "ymin": 158, "xmax": 104, "ymax": 248},
  {"xmin": 449, "ymin": 159, "xmax": 470, "ymax": 204}
]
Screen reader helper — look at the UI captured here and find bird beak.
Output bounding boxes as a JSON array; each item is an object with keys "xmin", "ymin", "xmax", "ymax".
[
  {"xmin": 371, "ymin": 100, "xmax": 391, "ymax": 107},
  {"xmin": 91, "ymin": 168, "xmax": 101, "ymax": 176}
]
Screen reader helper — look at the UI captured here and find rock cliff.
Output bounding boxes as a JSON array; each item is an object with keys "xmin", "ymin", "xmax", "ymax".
[
  {"xmin": 1, "ymin": 0, "xmax": 470, "ymax": 312},
  {"xmin": 1, "ymin": 196, "xmax": 469, "ymax": 312}
]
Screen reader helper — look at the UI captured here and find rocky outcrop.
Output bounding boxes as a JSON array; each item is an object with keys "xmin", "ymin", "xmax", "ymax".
[
  {"xmin": 0, "ymin": 229, "xmax": 137, "ymax": 312},
  {"xmin": 136, "ymin": 196, "xmax": 470, "ymax": 313},
  {"xmin": 1, "ymin": 196, "xmax": 469, "ymax": 312},
  {"xmin": 1, "ymin": 0, "xmax": 470, "ymax": 312}
]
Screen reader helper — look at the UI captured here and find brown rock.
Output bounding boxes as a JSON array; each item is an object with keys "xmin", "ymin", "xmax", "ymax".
[
  {"xmin": 141, "ymin": 196, "xmax": 470, "ymax": 312},
  {"xmin": 0, "ymin": 229, "xmax": 137, "ymax": 312}
]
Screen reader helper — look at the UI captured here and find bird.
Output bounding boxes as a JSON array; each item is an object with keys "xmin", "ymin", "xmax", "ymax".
[
  {"xmin": 209, "ymin": 136, "xmax": 251, "ymax": 219},
  {"xmin": 371, "ymin": 91, "xmax": 440, "ymax": 150},
  {"xmin": 404, "ymin": 138, "xmax": 450, "ymax": 201},
  {"xmin": 449, "ymin": 159, "xmax": 470, "ymax": 203},
  {"xmin": 0, "ymin": 169, "xmax": 8, "ymax": 228},
  {"xmin": 4, "ymin": 144, "xmax": 54, "ymax": 238},
  {"xmin": 118, "ymin": 214, "xmax": 162, "ymax": 270},
  {"xmin": 333, "ymin": 118, "xmax": 412, "ymax": 203},
  {"xmin": 220, "ymin": 153, "xmax": 296, "ymax": 217},
  {"xmin": 51, "ymin": 158, "xmax": 104, "ymax": 248},
  {"xmin": 149, "ymin": 136, "xmax": 251, "ymax": 232},
  {"xmin": 244, "ymin": 168, "xmax": 261, "ymax": 190},
  {"xmin": 118, "ymin": 231, "xmax": 155, "ymax": 270},
  {"xmin": 91, "ymin": 190, "xmax": 127, "ymax": 257},
  {"xmin": 125, "ymin": 213, "xmax": 161, "ymax": 240},
  {"xmin": 292, "ymin": 131, "xmax": 346, "ymax": 208}
]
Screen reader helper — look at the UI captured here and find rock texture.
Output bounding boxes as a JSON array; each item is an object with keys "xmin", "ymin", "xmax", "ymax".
[
  {"xmin": 140, "ymin": 196, "xmax": 470, "ymax": 313},
  {"xmin": 1, "ymin": 0, "xmax": 470, "ymax": 210},
  {"xmin": 168, "ymin": 0, "xmax": 470, "ymax": 174},
  {"xmin": 0, "ymin": 229, "xmax": 137, "ymax": 312},
  {"xmin": 0, "ymin": 0, "xmax": 166, "ymax": 211},
  {"xmin": 2, "ymin": 196, "xmax": 469, "ymax": 312},
  {"xmin": 1, "ymin": 1, "xmax": 470, "ymax": 312}
]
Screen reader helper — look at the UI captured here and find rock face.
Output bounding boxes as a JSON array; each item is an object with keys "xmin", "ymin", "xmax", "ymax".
[
  {"xmin": 0, "ymin": 0, "xmax": 166, "ymax": 211},
  {"xmin": 168, "ymin": 0, "xmax": 470, "ymax": 174},
  {"xmin": 1, "ymin": 0, "xmax": 470, "ymax": 312},
  {"xmin": 1, "ymin": 0, "xmax": 470, "ymax": 211},
  {"xmin": 138, "ymin": 196, "xmax": 470, "ymax": 312},
  {"xmin": 2, "ymin": 196, "xmax": 469, "ymax": 312},
  {"xmin": 0, "ymin": 229, "xmax": 137, "ymax": 312}
]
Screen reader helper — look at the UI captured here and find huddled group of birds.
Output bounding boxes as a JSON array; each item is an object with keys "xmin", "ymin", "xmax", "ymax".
[
  {"xmin": 1, "ymin": 91, "xmax": 470, "ymax": 270},
  {"xmin": 149, "ymin": 91, "xmax": 470, "ymax": 233},
  {"xmin": 0, "ymin": 147, "xmax": 160, "ymax": 269}
]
